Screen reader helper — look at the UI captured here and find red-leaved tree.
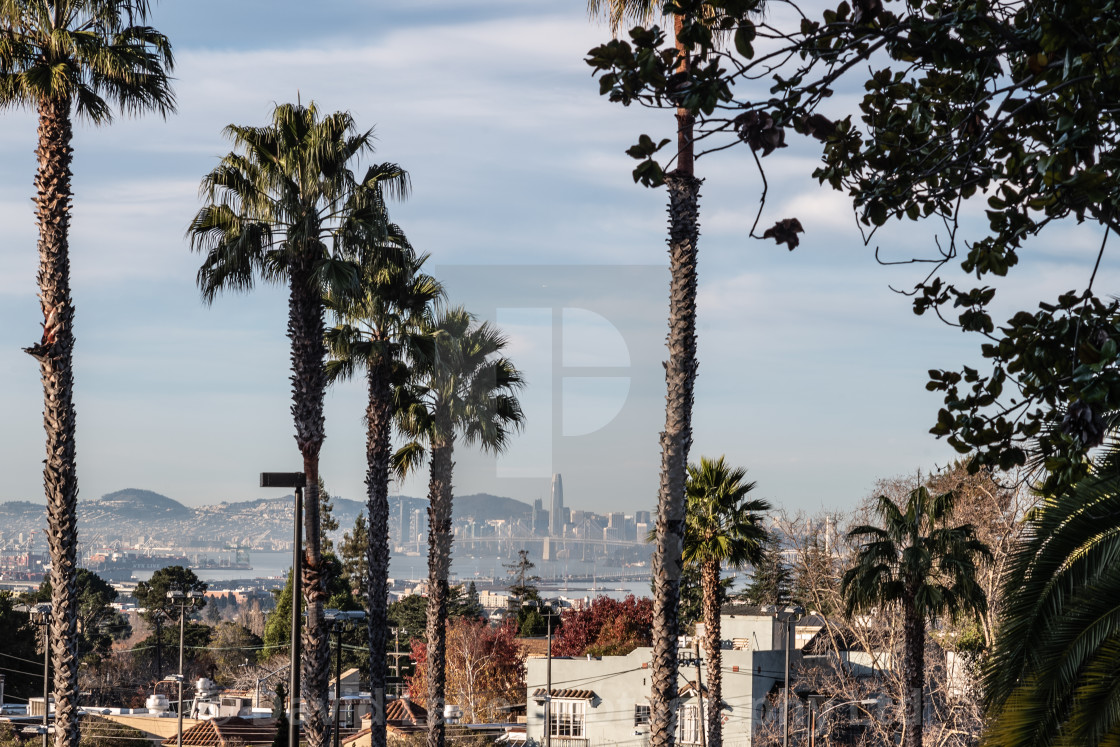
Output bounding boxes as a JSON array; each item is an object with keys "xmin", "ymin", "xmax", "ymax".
[
  {"xmin": 552, "ymin": 595, "xmax": 654, "ymax": 657},
  {"xmin": 408, "ymin": 618, "xmax": 524, "ymax": 723}
]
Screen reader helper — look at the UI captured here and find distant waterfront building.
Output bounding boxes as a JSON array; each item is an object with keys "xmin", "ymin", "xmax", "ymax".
[{"xmin": 548, "ymin": 474, "xmax": 564, "ymax": 537}]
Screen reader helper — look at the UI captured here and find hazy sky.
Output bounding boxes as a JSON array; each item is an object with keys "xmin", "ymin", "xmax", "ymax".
[{"xmin": 1, "ymin": 1, "xmax": 1113, "ymax": 516}]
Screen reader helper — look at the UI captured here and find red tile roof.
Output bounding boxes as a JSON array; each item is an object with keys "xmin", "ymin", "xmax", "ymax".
[
  {"xmin": 160, "ymin": 716, "xmax": 279, "ymax": 746},
  {"xmin": 385, "ymin": 698, "xmax": 427, "ymax": 726}
]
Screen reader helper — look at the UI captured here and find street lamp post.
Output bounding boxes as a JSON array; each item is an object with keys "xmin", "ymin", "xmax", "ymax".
[
  {"xmin": 324, "ymin": 610, "xmax": 365, "ymax": 747},
  {"xmin": 782, "ymin": 606, "xmax": 804, "ymax": 747},
  {"xmin": 168, "ymin": 590, "xmax": 204, "ymax": 747},
  {"xmin": 261, "ymin": 471, "xmax": 306, "ymax": 747}
]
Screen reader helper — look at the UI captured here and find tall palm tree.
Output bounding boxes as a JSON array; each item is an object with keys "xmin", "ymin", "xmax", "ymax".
[
  {"xmin": 683, "ymin": 456, "xmax": 770, "ymax": 747},
  {"xmin": 188, "ymin": 102, "xmax": 409, "ymax": 747},
  {"xmin": 326, "ymin": 243, "xmax": 443, "ymax": 747},
  {"xmin": 1, "ymin": 2, "xmax": 173, "ymax": 743},
  {"xmin": 395, "ymin": 308, "xmax": 524, "ymax": 747},
  {"xmin": 983, "ymin": 442, "xmax": 1120, "ymax": 747},
  {"xmin": 586, "ymin": 2, "xmax": 705, "ymax": 741},
  {"xmin": 841, "ymin": 485, "xmax": 990, "ymax": 747}
]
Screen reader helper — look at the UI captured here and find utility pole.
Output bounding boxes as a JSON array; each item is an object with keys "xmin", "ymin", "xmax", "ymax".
[
  {"xmin": 545, "ymin": 609, "xmax": 553, "ymax": 747},
  {"xmin": 154, "ymin": 616, "xmax": 163, "ymax": 680},
  {"xmin": 169, "ymin": 589, "xmax": 203, "ymax": 747},
  {"xmin": 41, "ymin": 613, "xmax": 49, "ymax": 747},
  {"xmin": 693, "ymin": 639, "xmax": 706, "ymax": 747}
]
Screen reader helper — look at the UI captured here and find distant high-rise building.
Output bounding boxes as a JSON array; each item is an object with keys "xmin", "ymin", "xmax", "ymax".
[
  {"xmin": 549, "ymin": 473, "xmax": 564, "ymax": 536},
  {"xmin": 399, "ymin": 501, "xmax": 411, "ymax": 545},
  {"xmin": 634, "ymin": 510, "xmax": 651, "ymax": 525},
  {"xmin": 411, "ymin": 508, "xmax": 428, "ymax": 545},
  {"xmin": 532, "ymin": 498, "xmax": 549, "ymax": 536}
]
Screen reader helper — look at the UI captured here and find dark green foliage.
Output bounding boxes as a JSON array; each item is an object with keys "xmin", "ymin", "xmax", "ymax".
[
  {"xmin": 137, "ymin": 621, "xmax": 213, "ymax": 674},
  {"xmin": 740, "ymin": 539, "xmax": 791, "ymax": 608},
  {"xmin": 271, "ymin": 716, "xmax": 290, "ymax": 747},
  {"xmin": 842, "ymin": 487, "xmax": 990, "ymax": 624},
  {"xmin": 0, "ymin": 592, "xmax": 38, "ymax": 701},
  {"xmin": 504, "ymin": 550, "xmax": 541, "ymax": 602},
  {"xmin": 672, "ymin": 562, "xmax": 732, "ymax": 632},
  {"xmin": 387, "ymin": 594, "xmax": 428, "ymax": 643},
  {"xmin": 984, "ymin": 443, "xmax": 1120, "ymax": 747},
  {"xmin": 386, "ymin": 587, "xmax": 485, "ymax": 645},
  {"xmin": 518, "ymin": 608, "xmax": 547, "ymax": 638},
  {"xmin": 261, "ymin": 553, "xmax": 360, "ymax": 660},
  {"xmin": 338, "ymin": 512, "xmax": 369, "ymax": 595},
  {"xmin": 133, "ymin": 565, "xmax": 207, "ymax": 624},
  {"xmin": 27, "ymin": 569, "xmax": 130, "ymax": 661},
  {"xmin": 319, "ymin": 477, "xmax": 339, "ymax": 553}
]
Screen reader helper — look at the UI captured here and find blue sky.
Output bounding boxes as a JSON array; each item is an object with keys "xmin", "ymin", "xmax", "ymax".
[{"xmin": 1, "ymin": 1, "xmax": 1113, "ymax": 515}]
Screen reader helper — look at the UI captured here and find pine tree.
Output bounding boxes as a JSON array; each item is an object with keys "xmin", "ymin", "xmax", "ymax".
[
  {"xmin": 503, "ymin": 550, "xmax": 540, "ymax": 601},
  {"xmin": 741, "ymin": 539, "xmax": 791, "ymax": 607},
  {"xmin": 319, "ymin": 478, "xmax": 339, "ymax": 554},
  {"xmin": 339, "ymin": 513, "xmax": 370, "ymax": 595}
]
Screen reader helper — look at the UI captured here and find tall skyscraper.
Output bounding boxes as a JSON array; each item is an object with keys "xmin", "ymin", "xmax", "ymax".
[{"xmin": 549, "ymin": 473, "xmax": 564, "ymax": 537}]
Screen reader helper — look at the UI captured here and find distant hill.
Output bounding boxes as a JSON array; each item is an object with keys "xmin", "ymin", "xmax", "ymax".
[
  {"xmin": 88, "ymin": 488, "xmax": 194, "ymax": 520},
  {"xmin": 0, "ymin": 488, "xmax": 535, "ymax": 548},
  {"xmin": 454, "ymin": 493, "xmax": 532, "ymax": 523}
]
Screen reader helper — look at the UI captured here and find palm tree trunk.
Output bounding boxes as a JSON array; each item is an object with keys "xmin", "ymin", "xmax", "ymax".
[
  {"xmin": 651, "ymin": 52, "xmax": 701, "ymax": 747},
  {"xmin": 903, "ymin": 599, "xmax": 924, "ymax": 747},
  {"xmin": 23, "ymin": 95, "xmax": 81, "ymax": 747},
  {"xmin": 426, "ymin": 422, "xmax": 455, "ymax": 747},
  {"xmin": 651, "ymin": 14, "xmax": 701, "ymax": 747},
  {"xmin": 700, "ymin": 559, "xmax": 722, "ymax": 747},
  {"xmin": 289, "ymin": 257, "xmax": 328, "ymax": 747},
  {"xmin": 364, "ymin": 356, "xmax": 393, "ymax": 747}
]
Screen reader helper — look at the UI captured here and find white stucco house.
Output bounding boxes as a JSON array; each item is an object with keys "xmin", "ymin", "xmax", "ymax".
[{"xmin": 524, "ymin": 606, "xmax": 812, "ymax": 746}]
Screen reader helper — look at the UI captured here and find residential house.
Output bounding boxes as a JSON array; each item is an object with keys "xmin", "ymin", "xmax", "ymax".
[
  {"xmin": 525, "ymin": 606, "xmax": 834, "ymax": 746},
  {"xmin": 342, "ymin": 698, "xmax": 428, "ymax": 746}
]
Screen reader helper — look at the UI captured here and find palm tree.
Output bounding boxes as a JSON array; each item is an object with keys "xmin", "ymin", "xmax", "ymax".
[
  {"xmin": 395, "ymin": 308, "xmax": 524, "ymax": 747},
  {"xmin": 683, "ymin": 456, "xmax": 770, "ymax": 747},
  {"xmin": 841, "ymin": 485, "xmax": 990, "ymax": 747},
  {"xmin": 188, "ymin": 102, "xmax": 409, "ymax": 747},
  {"xmin": 983, "ymin": 443, "xmax": 1120, "ymax": 747},
  {"xmin": 1, "ymin": 2, "xmax": 173, "ymax": 742},
  {"xmin": 586, "ymin": 2, "xmax": 706, "ymax": 741},
  {"xmin": 326, "ymin": 243, "xmax": 443, "ymax": 747}
]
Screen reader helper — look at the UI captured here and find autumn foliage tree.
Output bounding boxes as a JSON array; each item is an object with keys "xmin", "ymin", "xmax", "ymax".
[
  {"xmin": 407, "ymin": 617, "xmax": 524, "ymax": 723},
  {"xmin": 552, "ymin": 595, "xmax": 654, "ymax": 657}
]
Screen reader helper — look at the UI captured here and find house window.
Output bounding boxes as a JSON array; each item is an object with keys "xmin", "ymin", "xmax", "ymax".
[
  {"xmin": 635, "ymin": 704, "xmax": 651, "ymax": 725},
  {"xmin": 678, "ymin": 704, "xmax": 702, "ymax": 745},
  {"xmin": 549, "ymin": 699, "xmax": 586, "ymax": 739}
]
